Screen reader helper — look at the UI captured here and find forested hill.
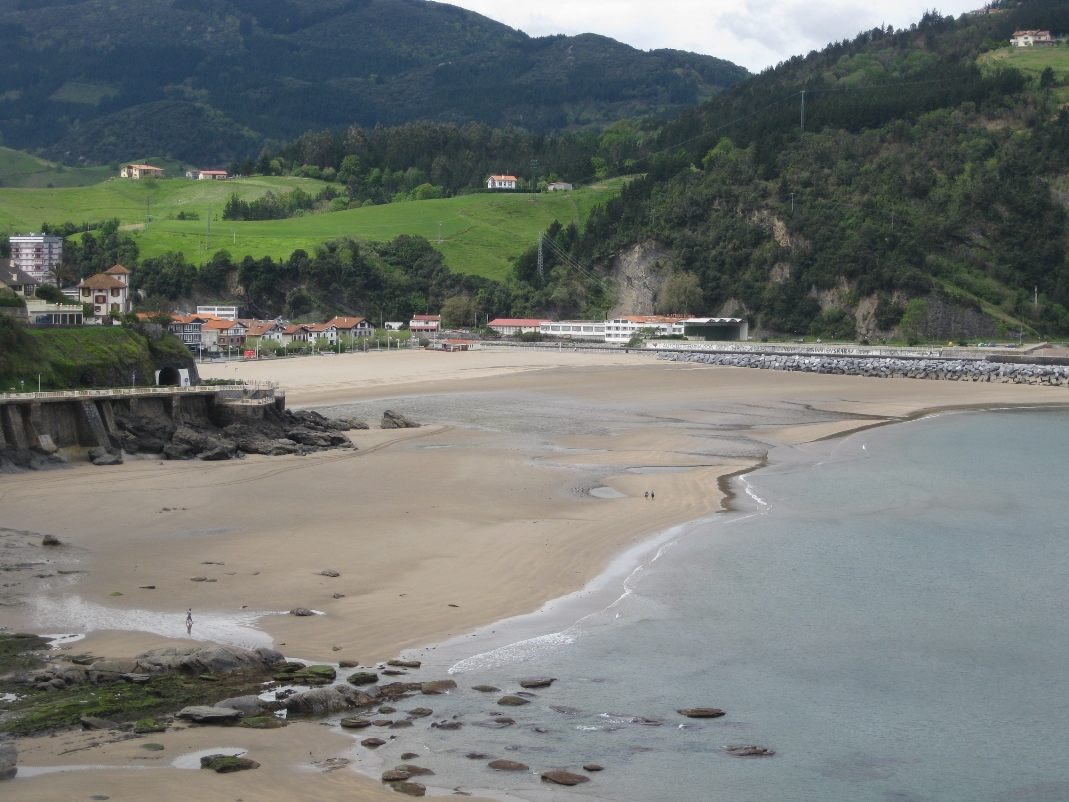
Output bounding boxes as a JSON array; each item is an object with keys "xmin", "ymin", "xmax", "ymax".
[
  {"xmin": 0, "ymin": 0, "xmax": 747, "ymax": 164},
  {"xmin": 559, "ymin": 1, "xmax": 1069, "ymax": 340}
]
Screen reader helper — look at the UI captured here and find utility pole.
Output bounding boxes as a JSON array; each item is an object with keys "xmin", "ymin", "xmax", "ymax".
[
  {"xmin": 437, "ymin": 221, "xmax": 442, "ymax": 244},
  {"xmin": 206, "ymin": 205, "xmax": 212, "ymax": 252},
  {"xmin": 530, "ymin": 159, "xmax": 539, "ymax": 197},
  {"xmin": 1035, "ymin": 285, "xmax": 1039, "ymax": 308},
  {"xmin": 800, "ymin": 90, "xmax": 805, "ymax": 134},
  {"xmin": 537, "ymin": 232, "xmax": 544, "ymax": 283},
  {"xmin": 146, "ymin": 198, "xmax": 151, "ymax": 224},
  {"xmin": 790, "ymin": 192, "xmax": 795, "ymax": 212}
]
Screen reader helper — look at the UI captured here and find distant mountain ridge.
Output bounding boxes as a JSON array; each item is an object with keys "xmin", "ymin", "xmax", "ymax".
[{"xmin": 0, "ymin": 0, "xmax": 749, "ymax": 165}]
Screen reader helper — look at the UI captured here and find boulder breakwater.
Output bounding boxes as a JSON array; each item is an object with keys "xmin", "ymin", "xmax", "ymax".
[{"xmin": 658, "ymin": 351, "xmax": 1069, "ymax": 386}]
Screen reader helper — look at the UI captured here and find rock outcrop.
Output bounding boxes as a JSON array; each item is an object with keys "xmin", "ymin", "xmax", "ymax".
[
  {"xmin": 0, "ymin": 742, "xmax": 17, "ymax": 780},
  {"xmin": 541, "ymin": 770, "xmax": 590, "ymax": 786},
  {"xmin": 113, "ymin": 406, "xmax": 359, "ymax": 462},
  {"xmin": 282, "ymin": 685, "xmax": 375, "ymax": 716},
  {"xmin": 176, "ymin": 706, "xmax": 244, "ymax": 724},
  {"xmin": 678, "ymin": 707, "xmax": 725, "ymax": 718},
  {"xmin": 381, "ymin": 410, "xmax": 420, "ymax": 429}
]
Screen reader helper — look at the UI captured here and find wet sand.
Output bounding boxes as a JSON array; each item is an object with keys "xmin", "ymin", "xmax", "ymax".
[{"xmin": 3, "ymin": 348, "xmax": 1067, "ymax": 799}]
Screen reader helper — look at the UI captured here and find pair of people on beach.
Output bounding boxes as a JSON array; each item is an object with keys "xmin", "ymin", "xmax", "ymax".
[{"xmin": 644, "ymin": 491, "xmax": 655, "ymax": 499}]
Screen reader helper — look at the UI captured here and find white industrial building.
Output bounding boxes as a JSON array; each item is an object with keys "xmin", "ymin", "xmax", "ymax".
[{"xmin": 539, "ymin": 320, "xmax": 607, "ymax": 340}]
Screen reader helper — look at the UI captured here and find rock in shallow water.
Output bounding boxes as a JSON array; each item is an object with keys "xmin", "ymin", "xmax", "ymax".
[
  {"xmin": 340, "ymin": 718, "xmax": 372, "ymax": 729},
  {"xmin": 725, "ymin": 745, "xmax": 775, "ymax": 757},
  {"xmin": 361, "ymin": 738, "xmax": 386, "ymax": 748},
  {"xmin": 290, "ymin": 607, "xmax": 316, "ymax": 617},
  {"xmin": 381, "ymin": 410, "xmax": 420, "ymax": 429},
  {"xmin": 382, "ymin": 769, "xmax": 411, "ymax": 782},
  {"xmin": 390, "ymin": 782, "xmax": 426, "ymax": 797},
  {"xmin": 541, "ymin": 770, "xmax": 590, "ymax": 786},
  {"xmin": 421, "ymin": 679, "xmax": 457, "ymax": 694},
  {"xmin": 497, "ymin": 695, "xmax": 530, "ymax": 706},
  {"xmin": 518, "ymin": 677, "xmax": 555, "ymax": 688},
  {"xmin": 397, "ymin": 764, "xmax": 434, "ymax": 776},
  {"xmin": 489, "ymin": 759, "xmax": 528, "ymax": 771},
  {"xmin": 678, "ymin": 707, "xmax": 725, "ymax": 718},
  {"xmin": 471, "ymin": 684, "xmax": 500, "ymax": 692}
]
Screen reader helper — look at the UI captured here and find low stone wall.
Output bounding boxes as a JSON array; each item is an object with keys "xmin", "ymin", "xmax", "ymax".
[{"xmin": 658, "ymin": 351, "xmax": 1069, "ymax": 386}]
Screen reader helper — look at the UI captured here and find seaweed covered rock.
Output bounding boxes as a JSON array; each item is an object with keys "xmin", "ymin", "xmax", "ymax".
[{"xmin": 200, "ymin": 754, "xmax": 260, "ymax": 772}]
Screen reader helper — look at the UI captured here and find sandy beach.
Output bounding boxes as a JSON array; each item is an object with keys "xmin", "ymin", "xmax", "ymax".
[{"xmin": 2, "ymin": 347, "xmax": 1067, "ymax": 800}]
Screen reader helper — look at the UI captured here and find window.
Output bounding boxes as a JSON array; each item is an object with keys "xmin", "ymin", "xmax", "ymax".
[
  {"xmin": 82, "ymin": 289, "xmax": 91, "ymax": 297},
  {"xmin": 111, "ymin": 288, "xmax": 121, "ymax": 297}
]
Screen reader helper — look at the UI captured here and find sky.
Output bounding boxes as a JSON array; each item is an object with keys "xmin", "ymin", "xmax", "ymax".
[{"xmin": 446, "ymin": 0, "xmax": 980, "ymax": 72}]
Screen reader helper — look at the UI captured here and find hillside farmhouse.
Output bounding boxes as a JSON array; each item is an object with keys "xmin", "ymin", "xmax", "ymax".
[
  {"xmin": 120, "ymin": 164, "xmax": 164, "ymax": 179},
  {"xmin": 487, "ymin": 174, "xmax": 518, "ymax": 189}
]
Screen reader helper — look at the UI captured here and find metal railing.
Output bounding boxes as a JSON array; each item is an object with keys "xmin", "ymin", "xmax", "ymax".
[{"xmin": 0, "ymin": 379, "xmax": 280, "ymax": 403}]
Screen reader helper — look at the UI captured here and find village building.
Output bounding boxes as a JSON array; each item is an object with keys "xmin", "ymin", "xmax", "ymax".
[
  {"xmin": 197, "ymin": 305, "xmax": 241, "ymax": 320},
  {"xmin": 120, "ymin": 164, "xmax": 165, "ymax": 179},
  {"xmin": 604, "ymin": 315, "xmax": 688, "ymax": 343},
  {"xmin": 547, "ymin": 181, "xmax": 574, "ymax": 191},
  {"xmin": 24, "ymin": 298, "xmax": 84, "ymax": 326},
  {"xmin": 329, "ymin": 316, "xmax": 375, "ymax": 340},
  {"xmin": 77, "ymin": 264, "xmax": 132, "ymax": 317},
  {"xmin": 9, "ymin": 233, "xmax": 63, "ymax": 284},
  {"xmin": 308, "ymin": 321, "xmax": 339, "ymax": 345},
  {"xmin": 409, "ymin": 314, "xmax": 442, "ymax": 333},
  {"xmin": 168, "ymin": 314, "xmax": 213, "ymax": 349},
  {"xmin": 383, "ymin": 321, "xmax": 404, "ymax": 331},
  {"xmin": 199, "ymin": 170, "xmax": 229, "ymax": 180},
  {"xmin": 0, "ymin": 261, "xmax": 40, "ymax": 297},
  {"xmin": 679, "ymin": 317, "xmax": 749, "ymax": 341},
  {"xmin": 486, "ymin": 174, "xmax": 518, "ymax": 189},
  {"xmin": 488, "ymin": 317, "xmax": 551, "ymax": 336},
  {"xmin": 1011, "ymin": 29, "xmax": 1054, "ymax": 46},
  {"xmin": 279, "ymin": 324, "xmax": 311, "ymax": 346},
  {"xmin": 539, "ymin": 320, "xmax": 608, "ymax": 341},
  {"xmin": 201, "ymin": 319, "xmax": 248, "ymax": 352},
  {"xmin": 245, "ymin": 320, "xmax": 286, "ymax": 344}
]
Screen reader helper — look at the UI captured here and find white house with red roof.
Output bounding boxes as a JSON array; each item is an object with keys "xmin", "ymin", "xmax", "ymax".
[
  {"xmin": 486, "ymin": 174, "xmax": 518, "ymax": 189},
  {"xmin": 77, "ymin": 264, "xmax": 132, "ymax": 317},
  {"xmin": 329, "ymin": 316, "xmax": 375, "ymax": 339},
  {"xmin": 1011, "ymin": 29, "xmax": 1054, "ymax": 46},
  {"xmin": 488, "ymin": 317, "xmax": 551, "ymax": 336},
  {"xmin": 410, "ymin": 314, "xmax": 441, "ymax": 333}
]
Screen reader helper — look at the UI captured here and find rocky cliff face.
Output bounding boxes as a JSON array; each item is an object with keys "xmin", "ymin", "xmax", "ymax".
[{"xmin": 608, "ymin": 242, "xmax": 672, "ymax": 317}]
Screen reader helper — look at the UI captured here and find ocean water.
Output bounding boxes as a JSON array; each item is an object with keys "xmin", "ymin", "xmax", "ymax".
[{"xmin": 370, "ymin": 408, "xmax": 1069, "ymax": 801}]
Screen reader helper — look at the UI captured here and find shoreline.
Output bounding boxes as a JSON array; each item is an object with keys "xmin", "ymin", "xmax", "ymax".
[{"xmin": 6, "ymin": 351, "xmax": 1069, "ymax": 802}]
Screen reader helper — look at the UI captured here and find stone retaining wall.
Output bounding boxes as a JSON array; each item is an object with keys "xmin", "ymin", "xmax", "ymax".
[{"xmin": 659, "ymin": 351, "xmax": 1069, "ymax": 386}]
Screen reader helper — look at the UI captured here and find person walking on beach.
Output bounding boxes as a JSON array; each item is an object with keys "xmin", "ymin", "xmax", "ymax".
[
  {"xmin": 650, "ymin": 491, "xmax": 655, "ymax": 499},
  {"xmin": 645, "ymin": 491, "xmax": 649, "ymax": 499},
  {"xmin": 186, "ymin": 608, "xmax": 193, "ymax": 633}
]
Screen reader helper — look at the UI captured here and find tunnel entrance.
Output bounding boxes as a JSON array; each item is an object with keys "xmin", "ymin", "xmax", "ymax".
[{"xmin": 155, "ymin": 366, "xmax": 183, "ymax": 386}]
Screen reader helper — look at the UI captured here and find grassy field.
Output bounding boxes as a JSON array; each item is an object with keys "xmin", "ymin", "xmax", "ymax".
[
  {"xmin": 977, "ymin": 45, "xmax": 1069, "ymax": 79},
  {"xmin": 0, "ymin": 171, "xmax": 621, "ymax": 280},
  {"xmin": 0, "ymin": 147, "xmax": 194, "ymax": 189}
]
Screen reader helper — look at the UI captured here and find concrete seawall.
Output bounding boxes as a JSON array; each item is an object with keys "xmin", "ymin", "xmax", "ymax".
[{"xmin": 0, "ymin": 383, "xmax": 285, "ymax": 470}]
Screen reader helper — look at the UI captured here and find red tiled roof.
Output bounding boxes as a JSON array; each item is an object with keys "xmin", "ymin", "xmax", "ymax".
[
  {"xmin": 412, "ymin": 314, "xmax": 441, "ymax": 321},
  {"xmin": 489, "ymin": 175, "xmax": 518, "ymax": 181},
  {"xmin": 202, "ymin": 319, "xmax": 245, "ymax": 331},
  {"xmin": 105, "ymin": 264, "xmax": 131, "ymax": 274},
  {"xmin": 328, "ymin": 316, "xmax": 368, "ymax": 328},
  {"xmin": 77, "ymin": 273, "xmax": 127, "ymax": 290}
]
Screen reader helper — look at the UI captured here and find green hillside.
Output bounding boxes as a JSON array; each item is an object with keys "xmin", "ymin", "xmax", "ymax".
[
  {"xmin": 0, "ymin": 147, "xmax": 112, "ymax": 188},
  {"xmin": 0, "ymin": 173, "xmax": 619, "ymax": 280},
  {"xmin": 0, "ymin": 0, "xmax": 748, "ymax": 163},
  {"xmin": 551, "ymin": 2, "xmax": 1069, "ymax": 340}
]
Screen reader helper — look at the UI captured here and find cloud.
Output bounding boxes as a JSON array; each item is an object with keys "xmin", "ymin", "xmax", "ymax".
[{"xmin": 447, "ymin": 0, "xmax": 978, "ymax": 71}]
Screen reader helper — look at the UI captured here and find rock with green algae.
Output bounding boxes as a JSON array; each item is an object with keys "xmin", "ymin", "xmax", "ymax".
[
  {"xmin": 140, "ymin": 743, "xmax": 165, "ymax": 751},
  {"xmin": 133, "ymin": 718, "xmax": 165, "ymax": 734},
  {"xmin": 274, "ymin": 663, "xmax": 335, "ymax": 684},
  {"xmin": 497, "ymin": 695, "xmax": 530, "ymax": 706},
  {"xmin": 347, "ymin": 671, "xmax": 379, "ymax": 686},
  {"xmin": 200, "ymin": 754, "xmax": 260, "ymax": 772}
]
